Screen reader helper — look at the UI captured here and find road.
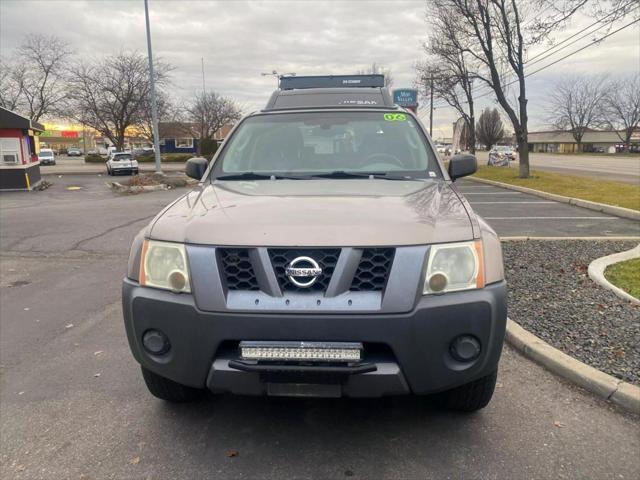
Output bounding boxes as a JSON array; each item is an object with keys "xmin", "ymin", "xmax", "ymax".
[
  {"xmin": 1, "ymin": 176, "xmax": 639, "ymax": 479},
  {"xmin": 475, "ymin": 152, "xmax": 640, "ymax": 184}
]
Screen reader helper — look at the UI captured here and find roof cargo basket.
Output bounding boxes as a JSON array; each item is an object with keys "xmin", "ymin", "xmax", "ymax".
[{"xmin": 279, "ymin": 74, "xmax": 385, "ymax": 90}]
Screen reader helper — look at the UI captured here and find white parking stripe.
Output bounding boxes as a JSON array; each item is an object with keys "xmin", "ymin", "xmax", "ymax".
[
  {"xmin": 470, "ymin": 201, "xmax": 557, "ymax": 204},
  {"xmin": 463, "ymin": 192, "xmax": 522, "ymax": 195},
  {"xmin": 485, "ymin": 216, "xmax": 618, "ymax": 220}
]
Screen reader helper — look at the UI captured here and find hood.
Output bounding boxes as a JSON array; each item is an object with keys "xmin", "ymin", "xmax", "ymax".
[{"xmin": 149, "ymin": 179, "xmax": 474, "ymax": 246}]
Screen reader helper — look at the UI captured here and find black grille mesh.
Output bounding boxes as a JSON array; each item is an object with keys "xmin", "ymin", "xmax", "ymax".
[
  {"xmin": 269, "ymin": 249, "xmax": 340, "ymax": 292},
  {"xmin": 350, "ymin": 248, "xmax": 395, "ymax": 292},
  {"xmin": 218, "ymin": 248, "xmax": 259, "ymax": 291}
]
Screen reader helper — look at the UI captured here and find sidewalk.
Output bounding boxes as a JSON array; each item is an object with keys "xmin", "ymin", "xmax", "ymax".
[{"xmin": 39, "ymin": 157, "xmax": 186, "ymax": 175}]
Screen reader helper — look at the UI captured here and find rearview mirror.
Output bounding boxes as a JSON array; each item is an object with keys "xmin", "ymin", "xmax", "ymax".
[
  {"xmin": 185, "ymin": 157, "xmax": 209, "ymax": 180},
  {"xmin": 448, "ymin": 154, "xmax": 477, "ymax": 181}
]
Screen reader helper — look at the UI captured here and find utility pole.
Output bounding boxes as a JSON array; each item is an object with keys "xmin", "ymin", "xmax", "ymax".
[
  {"xmin": 429, "ymin": 73, "xmax": 434, "ymax": 137},
  {"xmin": 144, "ymin": 0, "xmax": 162, "ymax": 174}
]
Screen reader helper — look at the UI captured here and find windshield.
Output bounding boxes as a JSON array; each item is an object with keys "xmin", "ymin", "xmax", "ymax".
[
  {"xmin": 494, "ymin": 146, "xmax": 511, "ymax": 152},
  {"xmin": 212, "ymin": 111, "xmax": 441, "ymax": 179},
  {"xmin": 114, "ymin": 154, "xmax": 132, "ymax": 160},
  {"xmin": 39, "ymin": 151, "xmax": 53, "ymax": 157}
]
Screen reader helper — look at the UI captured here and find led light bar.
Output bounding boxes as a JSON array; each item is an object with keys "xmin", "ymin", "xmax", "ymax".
[{"xmin": 239, "ymin": 341, "xmax": 362, "ymax": 362}]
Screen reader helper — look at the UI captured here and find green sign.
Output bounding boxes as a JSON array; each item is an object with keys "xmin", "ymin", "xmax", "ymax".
[{"xmin": 383, "ymin": 113, "xmax": 407, "ymax": 121}]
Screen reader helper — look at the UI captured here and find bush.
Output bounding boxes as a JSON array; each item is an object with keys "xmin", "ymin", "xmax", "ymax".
[
  {"xmin": 200, "ymin": 138, "xmax": 218, "ymax": 157},
  {"xmin": 85, "ymin": 153, "xmax": 105, "ymax": 163},
  {"xmin": 135, "ymin": 152, "xmax": 193, "ymax": 163}
]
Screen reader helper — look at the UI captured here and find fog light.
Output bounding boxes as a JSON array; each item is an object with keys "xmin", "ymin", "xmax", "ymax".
[
  {"xmin": 142, "ymin": 329, "xmax": 170, "ymax": 355},
  {"xmin": 450, "ymin": 335, "xmax": 481, "ymax": 362}
]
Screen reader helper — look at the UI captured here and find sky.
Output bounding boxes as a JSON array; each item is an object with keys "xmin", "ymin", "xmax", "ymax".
[{"xmin": 1, "ymin": 0, "xmax": 639, "ymax": 140}]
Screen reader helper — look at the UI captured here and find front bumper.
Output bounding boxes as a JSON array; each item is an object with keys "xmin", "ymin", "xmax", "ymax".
[{"xmin": 122, "ymin": 279, "xmax": 507, "ymax": 397}]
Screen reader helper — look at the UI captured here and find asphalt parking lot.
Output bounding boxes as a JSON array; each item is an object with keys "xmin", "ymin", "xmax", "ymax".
[
  {"xmin": 456, "ymin": 179, "xmax": 640, "ymax": 237},
  {"xmin": 1, "ymin": 176, "xmax": 639, "ymax": 479}
]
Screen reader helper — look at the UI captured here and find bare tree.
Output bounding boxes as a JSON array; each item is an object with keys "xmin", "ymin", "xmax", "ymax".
[
  {"xmin": 603, "ymin": 74, "xmax": 640, "ymax": 152},
  {"xmin": 427, "ymin": 0, "xmax": 534, "ymax": 177},
  {"xmin": 66, "ymin": 52, "xmax": 171, "ymax": 151},
  {"xmin": 187, "ymin": 91, "xmax": 242, "ymax": 154},
  {"xmin": 136, "ymin": 91, "xmax": 179, "ymax": 144},
  {"xmin": 15, "ymin": 34, "xmax": 73, "ymax": 121},
  {"xmin": 416, "ymin": 12, "xmax": 479, "ymax": 153},
  {"xmin": 0, "ymin": 57, "xmax": 26, "ymax": 112},
  {"xmin": 530, "ymin": 0, "xmax": 637, "ymax": 42},
  {"xmin": 358, "ymin": 62, "xmax": 394, "ymax": 87},
  {"xmin": 426, "ymin": 0, "xmax": 636, "ymax": 177},
  {"xmin": 547, "ymin": 75, "xmax": 607, "ymax": 152},
  {"xmin": 476, "ymin": 108, "xmax": 505, "ymax": 149}
]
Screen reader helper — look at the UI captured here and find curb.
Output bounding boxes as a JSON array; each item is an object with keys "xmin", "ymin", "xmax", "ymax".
[
  {"xmin": 501, "ymin": 236, "xmax": 640, "ymax": 241},
  {"xmin": 468, "ymin": 176, "xmax": 640, "ymax": 221},
  {"xmin": 587, "ymin": 244, "xmax": 640, "ymax": 305},
  {"xmin": 506, "ymin": 319, "xmax": 640, "ymax": 414}
]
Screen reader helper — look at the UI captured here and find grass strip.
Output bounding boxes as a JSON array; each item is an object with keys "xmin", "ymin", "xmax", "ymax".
[{"xmin": 604, "ymin": 258, "xmax": 640, "ymax": 299}]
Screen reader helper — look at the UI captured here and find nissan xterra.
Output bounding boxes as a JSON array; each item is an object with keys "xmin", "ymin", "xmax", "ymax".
[{"xmin": 123, "ymin": 75, "xmax": 507, "ymax": 412}]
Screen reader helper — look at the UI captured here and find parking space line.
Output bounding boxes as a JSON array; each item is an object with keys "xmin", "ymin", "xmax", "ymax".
[
  {"xmin": 484, "ymin": 216, "xmax": 618, "ymax": 220},
  {"xmin": 470, "ymin": 201, "xmax": 557, "ymax": 204},
  {"xmin": 462, "ymin": 192, "xmax": 522, "ymax": 195}
]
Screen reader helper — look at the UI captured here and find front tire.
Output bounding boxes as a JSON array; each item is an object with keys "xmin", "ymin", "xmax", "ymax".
[
  {"xmin": 433, "ymin": 370, "xmax": 497, "ymax": 412},
  {"xmin": 141, "ymin": 366, "xmax": 205, "ymax": 403}
]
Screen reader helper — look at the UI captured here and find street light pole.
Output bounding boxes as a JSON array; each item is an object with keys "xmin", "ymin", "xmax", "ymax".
[
  {"xmin": 144, "ymin": 0, "xmax": 162, "ymax": 174},
  {"xmin": 429, "ymin": 73, "xmax": 434, "ymax": 137}
]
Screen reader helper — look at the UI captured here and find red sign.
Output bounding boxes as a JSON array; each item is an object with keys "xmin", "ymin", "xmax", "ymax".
[{"xmin": 61, "ymin": 130, "xmax": 79, "ymax": 138}]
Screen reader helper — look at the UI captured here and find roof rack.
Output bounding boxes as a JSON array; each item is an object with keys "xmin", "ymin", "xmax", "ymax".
[{"xmin": 279, "ymin": 74, "xmax": 385, "ymax": 90}]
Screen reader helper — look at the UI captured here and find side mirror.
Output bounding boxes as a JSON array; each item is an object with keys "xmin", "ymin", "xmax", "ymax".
[
  {"xmin": 185, "ymin": 157, "xmax": 208, "ymax": 180},
  {"xmin": 448, "ymin": 154, "xmax": 477, "ymax": 181}
]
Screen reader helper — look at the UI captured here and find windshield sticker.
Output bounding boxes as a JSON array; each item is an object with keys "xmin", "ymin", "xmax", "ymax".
[
  {"xmin": 383, "ymin": 113, "xmax": 407, "ymax": 121},
  {"xmin": 429, "ymin": 171, "xmax": 436, "ymax": 177}
]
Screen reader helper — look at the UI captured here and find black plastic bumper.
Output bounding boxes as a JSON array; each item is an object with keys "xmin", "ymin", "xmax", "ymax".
[{"xmin": 122, "ymin": 279, "xmax": 507, "ymax": 397}]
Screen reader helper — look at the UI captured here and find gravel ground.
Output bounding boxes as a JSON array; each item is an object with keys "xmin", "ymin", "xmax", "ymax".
[{"xmin": 502, "ymin": 240, "xmax": 640, "ymax": 385}]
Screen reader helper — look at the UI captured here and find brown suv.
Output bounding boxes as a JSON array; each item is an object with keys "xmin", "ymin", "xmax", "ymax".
[{"xmin": 123, "ymin": 75, "xmax": 506, "ymax": 411}]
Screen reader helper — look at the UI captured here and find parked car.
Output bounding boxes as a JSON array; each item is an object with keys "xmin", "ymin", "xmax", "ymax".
[
  {"xmin": 106, "ymin": 152, "xmax": 138, "ymax": 175},
  {"xmin": 489, "ymin": 145, "xmax": 517, "ymax": 163},
  {"xmin": 38, "ymin": 148, "xmax": 56, "ymax": 165},
  {"xmin": 67, "ymin": 147, "xmax": 83, "ymax": 157},
  {"xmin": 123, "ymin": 75, "xmax": 507, "ymax": 412}
]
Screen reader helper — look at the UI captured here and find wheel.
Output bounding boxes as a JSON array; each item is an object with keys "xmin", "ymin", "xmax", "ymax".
[
  {"xmin": 433, "ymin": 370, "xmax": 497, "ymax": 412},
  {"xmin": 141, "ymin": 366, "xmax": 204, "ymax": 403},
  {"xmin": 133, "ymin": 169, "xmax": 139, "ymax": 175}
]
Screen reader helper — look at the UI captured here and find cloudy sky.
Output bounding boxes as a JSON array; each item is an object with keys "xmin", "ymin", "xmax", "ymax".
[{"xmin": 1, "ymin": 0, "xmax": 638, "ymax": 139}]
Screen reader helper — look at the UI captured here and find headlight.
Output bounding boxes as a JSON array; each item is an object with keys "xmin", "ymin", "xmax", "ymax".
[
  {"xmin": 423, "ymin": 240, "xmax": 485, "ymax": 294},
  {"xmin": 139, "ymin": 240, "xmax": 191, "ymax": 293}
]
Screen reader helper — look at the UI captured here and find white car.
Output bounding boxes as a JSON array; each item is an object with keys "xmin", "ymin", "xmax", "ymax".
[
  {"xmin": 490, "ymin": 145, "xmax": 517, "ymax": 161},
  {"xmin": 38, "ymin": 148, "xmax": 56, "ymax": 165},
  {"xmin": 106, "ymin": 152, "xmax": 138, "ymax": 176}
]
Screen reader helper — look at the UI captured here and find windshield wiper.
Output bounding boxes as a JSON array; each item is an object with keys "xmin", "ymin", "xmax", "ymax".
[
  {"xmin": 215, "ymin": 172, "xmax": 311, "ymax": 181},
  {"xmin": 312, "ymin": 171, "xmax": 420, "ymax": 181}
]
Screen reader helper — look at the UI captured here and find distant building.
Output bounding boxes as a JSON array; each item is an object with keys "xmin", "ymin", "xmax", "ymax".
[
  {"xmin": 158, "ymin": 122, "xmax": 234, "ymax": 154},
  {"xmin": 527, "ymin": 129, "xmax": 640, "ymax": 153},
  {"xmin": 40, "ymin": 123, "xmax": 96, "ymax": 153},
  {"xmin": 0, "ymin": 107, "xmax": 44, "ymax": 190}
]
